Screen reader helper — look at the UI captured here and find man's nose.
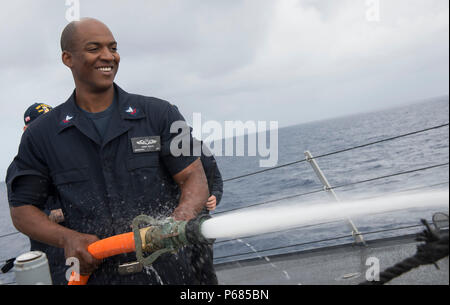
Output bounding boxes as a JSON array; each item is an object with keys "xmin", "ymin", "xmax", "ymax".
[{"xmin": 99, "ymin": 47, "xmax": 115, "ymax": 61}]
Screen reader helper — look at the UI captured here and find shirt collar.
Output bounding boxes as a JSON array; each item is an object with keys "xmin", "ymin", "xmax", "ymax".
[{"xmin": 57, "ymin": 83, "xmax": 146, "ymax": 135}]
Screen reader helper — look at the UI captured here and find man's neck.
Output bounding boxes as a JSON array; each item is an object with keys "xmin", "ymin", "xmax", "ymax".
[{"xmin": 75, "ymin": 84, "xmax": 115, "ymax": 113}]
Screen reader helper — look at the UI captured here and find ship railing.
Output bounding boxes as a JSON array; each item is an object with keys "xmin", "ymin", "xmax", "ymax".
[
  {"xmin": 0, "ymin": 123, "xmax": 448, "ymax": 273},
  {"xmin": 211, "ymin": 122, "xmax": 448, "ymax": 254}
]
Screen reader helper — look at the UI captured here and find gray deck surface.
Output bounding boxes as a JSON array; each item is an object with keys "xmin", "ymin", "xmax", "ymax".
[{"xmin": 215, "ymin": 234, "xmax": 449, "ymax": 285}]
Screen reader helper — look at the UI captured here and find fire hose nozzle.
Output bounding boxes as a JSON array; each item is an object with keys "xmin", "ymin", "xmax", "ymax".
[
  {"xmin": 185, "ymin": 214, "xmax": 215, "ymax": 245},
  {"xmin": 133, "ymin": 214, "xmax": 214, "ymax": 267},
  {"xmin": 68, "ymin": 214, "xmax": 214, "ymax": 285}
]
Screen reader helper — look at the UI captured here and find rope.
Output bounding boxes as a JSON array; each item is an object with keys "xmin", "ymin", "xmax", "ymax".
[
  {"xmin": 223, "ymin": 123, "xmax": 449, "ymax": 182},
  {"xmin": 359, "ymin": 219, "xmax": 449, "ymax": 285},
  {"xmin": 214, "ymin": 163, "xmax": 449, "ymax": 215}
]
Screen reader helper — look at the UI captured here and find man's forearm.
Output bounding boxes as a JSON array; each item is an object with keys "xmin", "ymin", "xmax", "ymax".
[
  {"xmin": 10, "ymin": 205, "xmax": 75, "ymax": 248},
  {"xmin": 172, "ymin": 159, "xmax": 209, "ymax": 220},
  {"xmin": 11, "ymin": 205, "xmax": 102, "ymax": 274}
]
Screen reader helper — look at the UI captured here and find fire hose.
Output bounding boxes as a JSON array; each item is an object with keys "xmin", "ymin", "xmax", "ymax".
[{"xmin": 68, "ymin": 214, "xmax": 213, "ymax": 285}]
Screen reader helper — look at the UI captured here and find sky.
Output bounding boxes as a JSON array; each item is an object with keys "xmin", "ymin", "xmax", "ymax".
[{"xmin": 0, "ymin": 0, "xmax": 448, "ymax": 177}]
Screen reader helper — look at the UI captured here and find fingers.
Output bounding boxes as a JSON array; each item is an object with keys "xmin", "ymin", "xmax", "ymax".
[
  {"xmin": 79, "ymin": 251, "xmax": 100, "ymax": 275},
  {"xmin": 64, "ymin": 232, "xmax": 101, "ymax": 275},
  {"xmin": 81, "ymin": 235, "xmax": 102, "ymax": 273},
  {"xmin": 205, "ymin": 201, "xmax": 215, "ymax": 207},
  {"xmin": 206, "ymin": 195, "xmax": 217, "ymax": 211},
  {"xmin": 49, "ymin": 209, "xmax": 65, "ymax": 223}
]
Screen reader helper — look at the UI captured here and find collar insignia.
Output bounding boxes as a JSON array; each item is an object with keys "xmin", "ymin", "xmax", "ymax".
[
  {"xmin": 125, "ymin": 106, "xmax": 138, "ymax": 116},
  {"xmin": 62, "ymin": 115, "xmax": 74, "ymax": 124}
]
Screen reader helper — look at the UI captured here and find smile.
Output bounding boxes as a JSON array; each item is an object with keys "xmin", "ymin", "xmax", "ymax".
[{"xmin": 96, "ymin": 66, "xmax": 113, "ymax": 72}]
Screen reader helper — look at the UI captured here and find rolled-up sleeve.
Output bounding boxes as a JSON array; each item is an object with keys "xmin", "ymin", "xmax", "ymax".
[{"xmin": 6, "ymin": 130, "xmax": 50, "ymax": 209}]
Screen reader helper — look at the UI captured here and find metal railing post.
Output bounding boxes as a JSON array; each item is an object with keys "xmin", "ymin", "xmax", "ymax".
[{"xmin": 304, "ymin": 151, "xmax": 366, "ymax": 245}]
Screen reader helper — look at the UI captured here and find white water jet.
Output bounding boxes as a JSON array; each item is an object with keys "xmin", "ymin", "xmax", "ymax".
[{"xmin": 201, "ymin": 191, "xmax": 449, "ymax": 239}]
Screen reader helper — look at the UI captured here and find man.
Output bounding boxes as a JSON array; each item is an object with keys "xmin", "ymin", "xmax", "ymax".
[
  {"xmin": 191, "ymin": 149, "xmax": 223, "ymax": 284},
  {"xmin": 201, "ymin": 147, "xmax": 223, "ymax": 213},
  {"xmin": 6, "ymin": 18, "xmax": 209, "ymax": 284},
  {"xmin": 2, "ymin": 103, "xmax": 66, "ymax": 284}
]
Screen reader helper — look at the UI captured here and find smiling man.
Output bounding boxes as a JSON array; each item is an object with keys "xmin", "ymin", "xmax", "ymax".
[{"xmin": 6, "ymin": 18, "xmax": 209, "ymax": 285}]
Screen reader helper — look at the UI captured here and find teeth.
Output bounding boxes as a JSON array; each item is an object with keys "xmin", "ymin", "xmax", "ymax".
[{"xmin": 97, "ymin": 67, "xmax": 112, "ymax": 72}]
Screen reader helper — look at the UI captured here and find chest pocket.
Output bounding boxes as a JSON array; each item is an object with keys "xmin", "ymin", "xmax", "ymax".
[
  {"xmin": 51, "ymin": 167, "xmax": 91, "ymax": 213},
  {"xmin": 126, "ymin": 154, "xmax": 160, "ymax": 198},
  {"xmin": 52, "ymin": 167, "xmax": 90, "ymax": 185}
]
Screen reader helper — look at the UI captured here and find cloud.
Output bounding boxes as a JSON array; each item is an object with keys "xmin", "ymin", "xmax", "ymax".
[{"xmin": 0, "ymin": 0, "xmax": 448, "ymax": 177}]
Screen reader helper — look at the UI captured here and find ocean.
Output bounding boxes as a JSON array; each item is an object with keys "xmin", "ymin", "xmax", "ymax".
[{"xmin": 0, "ymin": 96, "xmax": 448, "ymax": 284}]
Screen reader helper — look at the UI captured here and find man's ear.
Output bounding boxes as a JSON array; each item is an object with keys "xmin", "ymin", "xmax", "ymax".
[{"xmin": 62, "ymin": 51, "xmax": 73, "ymax": 68}]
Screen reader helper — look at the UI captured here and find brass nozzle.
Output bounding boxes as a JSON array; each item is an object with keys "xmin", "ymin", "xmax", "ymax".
[{"xmin": 132, "ymin": 214, "xmax": 214, "ymax": 266}]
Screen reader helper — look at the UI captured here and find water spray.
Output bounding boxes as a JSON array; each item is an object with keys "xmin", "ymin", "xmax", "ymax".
[
  {"xmin": 201, "ymin": 191, "xmax": 449, "ymax": 239},
  {"xmin": 65, "ymin": 190, "xmax": 448, "ymax": 285}
]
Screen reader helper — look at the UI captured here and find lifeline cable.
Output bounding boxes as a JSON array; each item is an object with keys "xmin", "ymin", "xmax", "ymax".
[
  {"xmin": 1, "ymin": 125, "xmax": 448, "ymax": 238},
  {"xmin": 223, "ymin": 123, "xmax": 449, "ymax": 182},
  {"xmin": 214, "ymin": 163, "xmax": 449, "ymax": 215}
]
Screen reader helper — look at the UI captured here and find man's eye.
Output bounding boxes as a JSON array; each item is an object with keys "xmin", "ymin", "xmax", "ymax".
[
  {"xmin": 111, "ymin": 47, "xmax": 118, "ymax": 52},
  {"xmin": 88, "ymin": 48, "xmax": 98, "ymax": 52}
]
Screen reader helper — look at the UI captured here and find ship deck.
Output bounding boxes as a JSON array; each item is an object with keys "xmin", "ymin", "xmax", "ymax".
[{"xmin": 215, "ymin": 232, "xmax": 449, "ymax": 285}]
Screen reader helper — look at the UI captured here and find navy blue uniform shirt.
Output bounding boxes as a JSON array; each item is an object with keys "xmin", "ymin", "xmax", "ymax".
[{"xmin": 6, "ymin": 84, "xmax": 200, "ymax": 284}]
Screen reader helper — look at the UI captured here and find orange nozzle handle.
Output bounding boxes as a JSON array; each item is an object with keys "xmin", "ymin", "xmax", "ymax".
[
  {"xmin": 67, "ymin": 232, "xmax": 136, "ymax": 285},
  {"xmin": 87, "ymin": 232, "xmax": 136, "ymax": 260}
]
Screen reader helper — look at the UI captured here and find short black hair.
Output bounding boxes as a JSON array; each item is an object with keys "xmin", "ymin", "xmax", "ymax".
[{"xmin": 60, "ymin": 21, "xmax": 78, "ymax": 52}]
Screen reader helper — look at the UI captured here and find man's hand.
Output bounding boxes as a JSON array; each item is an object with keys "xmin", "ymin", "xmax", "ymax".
[
  {"xmin": 62, "ymin": 231, "xmax": 101, "ymax": 275},
  {"xmin": 206, "ymin": 195, "xmax": 217, "ymax": 211}
]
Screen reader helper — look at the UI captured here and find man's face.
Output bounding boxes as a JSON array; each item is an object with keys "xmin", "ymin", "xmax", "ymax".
[{"xmin": 68, "ymin": 21, "xmax": 120, "ymax": 92}]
